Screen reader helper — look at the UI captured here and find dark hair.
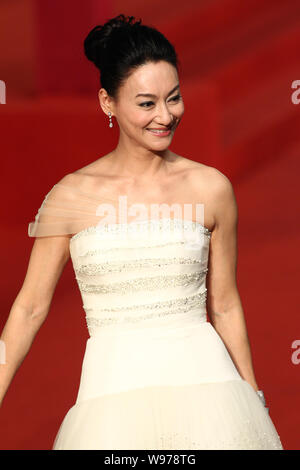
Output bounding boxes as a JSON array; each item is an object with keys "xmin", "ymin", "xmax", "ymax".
[{"xmin": 83, "ymin": 14, "xmax": 179, "ymax": 99}]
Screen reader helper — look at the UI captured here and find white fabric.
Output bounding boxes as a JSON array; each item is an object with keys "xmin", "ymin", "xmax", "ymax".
[{"xmin": 28, "ymin": 184, "xmax": 284, "ymax": 450}]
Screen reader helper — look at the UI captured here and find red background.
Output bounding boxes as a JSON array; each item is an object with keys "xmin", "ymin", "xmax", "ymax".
[{"xmin": 0, "ymin": 0, "xmax": 299, "ymax": 449}]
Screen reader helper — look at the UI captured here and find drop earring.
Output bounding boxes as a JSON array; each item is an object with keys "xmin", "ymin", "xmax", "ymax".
[{"xmin": 108, "ymin": 111, "xmax": 113, "ymax": 128}]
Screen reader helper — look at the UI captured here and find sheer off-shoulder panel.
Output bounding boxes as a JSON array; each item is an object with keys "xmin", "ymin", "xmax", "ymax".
[{"xmin": 28, "ymin": 182, "xmax": 212, "ymax": 238}]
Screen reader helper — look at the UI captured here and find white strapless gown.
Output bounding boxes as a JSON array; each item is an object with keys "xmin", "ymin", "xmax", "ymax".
[{"xmin": 52, "ymin": 218, "xmax": 283, "ymax": 450}]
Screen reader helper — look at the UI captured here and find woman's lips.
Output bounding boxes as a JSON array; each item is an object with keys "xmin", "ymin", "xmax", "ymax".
[{"xmin": 146, "ymin": 126, "xmax": 173, "ymax": 136}]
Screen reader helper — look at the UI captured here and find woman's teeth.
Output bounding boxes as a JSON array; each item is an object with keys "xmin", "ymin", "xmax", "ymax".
[{"xmin": 146, "ymin": 128, "xmax": 171, "ymax": 135}]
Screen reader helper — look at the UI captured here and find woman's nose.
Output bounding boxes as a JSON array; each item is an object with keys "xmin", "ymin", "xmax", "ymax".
[{"xmin": 156, "ymin": 104, "xmax": 174, "ymax": 125}]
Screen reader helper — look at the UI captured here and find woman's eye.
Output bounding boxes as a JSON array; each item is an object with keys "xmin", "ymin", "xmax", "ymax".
[
  {"xmin": 139, "ymin": 101, "xmax": 154, "ymax": 108},
  {"xmin": 139, "ymin": 94, "xmax": 182, "ymax": 108},
  {"xmin": 171, "ymin": 94, "xmax": 182, "ymax": 102}
]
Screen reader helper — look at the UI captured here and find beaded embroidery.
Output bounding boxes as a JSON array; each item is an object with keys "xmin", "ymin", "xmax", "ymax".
[
  {"xmin": 157, "ymin": 429, "xmax": 283, "ymax": 450},
  {"xmin": 70, "ymin": 218, "xmax": 212, "ymax": 243},
  {"xmin": 84, "ymin": 290, "xmax": 207, "ymax": 315},
  {"xmin": 76, "ymin": 269, "xmax": 208, "ymax": 294},
  {"xmin": 85, "ymin": 290, "xmax": 207, "ymax": 328},
  {"xmin": 78, "ymin": 240, "xmax": 187, "ymax": 257},
  {"xmin": 76, "ymin": 256, "xmax": 204, "ymax": 275}
]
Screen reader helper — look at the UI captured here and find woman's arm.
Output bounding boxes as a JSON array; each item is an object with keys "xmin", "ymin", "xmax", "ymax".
[
  {"xmin": 206, "ymin": 171, "xmax": 259, "ymax": 392},
  {"xmin": 0, "ymin": 234, "xmax": 70, "ymax": 406}
]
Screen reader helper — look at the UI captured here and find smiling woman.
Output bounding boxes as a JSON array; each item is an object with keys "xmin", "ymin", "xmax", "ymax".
[
  {"xmin": 97, "ymin": 59, "xmax": 184, "ymax": 149},
  {"xmin": 0, "ymin": 13, "xmax": 284, "ymax": 451},
  {"xmin": 84, "ymin": 14, "xmax": 185, "ymax": 154}
]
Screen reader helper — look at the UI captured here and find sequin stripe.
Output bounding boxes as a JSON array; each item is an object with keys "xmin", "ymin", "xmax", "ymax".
[
  {"xmin": 76, "ymin": 269, "xmax": 208, "ymax": 294},
  {"xmin": 75, "ymin": 256, "xmax": 204, "ymax": 275},
  {"xmin": 157, "ymin": 429, "xmax": 283, "ymax": 450},
  {"xmin": 77, "ymin": 240, "xmax": 186, "ymax": 257},
  {"xmin": 83, "ymin": 290, "xmax": 207, "ymax": 315},
  {"xmin": 85, "ymin": 291, "xmax": 207, "ymax": 327},
  {"xmin": 70, "ymin": 218, "xmax": 211, "ymax": 243}
]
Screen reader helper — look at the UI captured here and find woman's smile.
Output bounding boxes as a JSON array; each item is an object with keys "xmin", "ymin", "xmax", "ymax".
[{"xmin": 146, "ymin": 128, "xmax": 172, "ymax": 136}]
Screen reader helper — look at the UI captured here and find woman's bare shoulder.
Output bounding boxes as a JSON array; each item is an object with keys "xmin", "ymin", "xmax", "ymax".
[
  {"xmin": 182, "ymin": 162, "xmax": 235, "ymax": 232},
  {"xmin": 187, "ymin": 160, "xmax": 233, "ymax": 192},
  {"xmin": 56, "ymin": 156, "xmax": 111, "ymax": 192},
  {"xmin": 56, "ymin": 171, "xmax": 85, "ymax": 188},
  {"xmin": 174, "ymin": 155, "xmax": 223, "ymax": 177}
]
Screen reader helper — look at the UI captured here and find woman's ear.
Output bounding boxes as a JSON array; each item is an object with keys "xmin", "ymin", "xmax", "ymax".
[{"xmin": 98, "ymin": 88, "xmax": 114, "ymax": 117}]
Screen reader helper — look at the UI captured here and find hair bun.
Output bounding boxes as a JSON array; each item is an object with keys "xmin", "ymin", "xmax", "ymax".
[{"xmin": 84, "ymin": 14, "xmax": 142, "ymax": 68}]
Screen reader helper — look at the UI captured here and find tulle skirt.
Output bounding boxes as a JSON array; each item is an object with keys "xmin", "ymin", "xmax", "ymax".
[{"xmin": 52, "ymin": 310, "xmax": 283, "ymax": 450}]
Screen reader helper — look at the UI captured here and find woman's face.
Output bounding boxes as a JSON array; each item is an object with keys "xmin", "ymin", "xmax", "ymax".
[{"xmin": 101, "ymin": 61, "xmax": 184, "ymax": 150}]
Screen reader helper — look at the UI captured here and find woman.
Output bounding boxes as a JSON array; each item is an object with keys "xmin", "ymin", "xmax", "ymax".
[{"xmin": 0, "ymin": 14, "xmax": 283, "ymax": 450}]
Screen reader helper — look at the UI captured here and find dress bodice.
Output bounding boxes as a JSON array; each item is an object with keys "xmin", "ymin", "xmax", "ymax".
[{"xmin": 69, "ymin": 218, "xmax": 211, "ymax": 336}]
